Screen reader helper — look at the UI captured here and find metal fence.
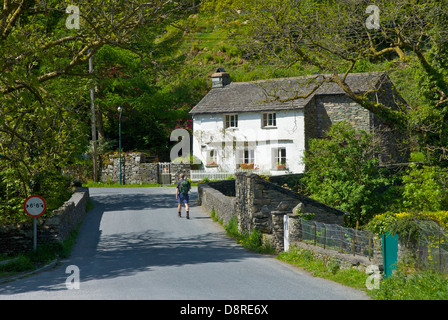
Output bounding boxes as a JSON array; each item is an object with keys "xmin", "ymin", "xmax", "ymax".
[
  {"xmin": 414, "ymin": 220, "xmax": 448, "ymax": 274},
  {"xmin": 299, "ymin": 218, "xmax": 376, "ymax": 259}
]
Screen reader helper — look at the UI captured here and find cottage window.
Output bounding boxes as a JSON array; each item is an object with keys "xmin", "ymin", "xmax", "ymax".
[
  {"xmin": 273, "ymin": 147, "xmax": 286, "ymax": 167},
  {"xmin": 237, "ymin": 148, "xmax": 255, "ymax": 169},
  {"xmin": 262, "ymin": 113, "xmax": 276, "ymax": 127},
  {"xmin": 207, "ymin": 149, "xmax": 217, "ymax": 165},
  {"xmin": 225, "ymin": 114, "xmax": 238, "ymax": 128},
  {"xmin": 242, "ymin": 149, "xmax": 254, "ymax": 164}
]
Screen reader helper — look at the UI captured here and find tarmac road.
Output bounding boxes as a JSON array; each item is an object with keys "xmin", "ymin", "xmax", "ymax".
[{"xmin": 0, "ymin": 187, "xmax": 370, "ymax": 301}]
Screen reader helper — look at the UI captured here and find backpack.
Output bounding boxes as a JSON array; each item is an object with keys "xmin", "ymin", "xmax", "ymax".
[{"xmin": 179, "ymin": 179, "xmax": 190, "ymax": 194}]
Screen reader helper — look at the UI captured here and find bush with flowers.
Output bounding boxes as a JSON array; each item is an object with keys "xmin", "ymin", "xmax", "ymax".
[{"xmin": 366, "ymin": 211, "xmax": 448, "ymax": 236}]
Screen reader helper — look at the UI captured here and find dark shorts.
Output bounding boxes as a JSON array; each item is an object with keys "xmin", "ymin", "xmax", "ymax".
[{"xmin": 178, "ymin": 193, "xmax": 189, "ymax": 204}]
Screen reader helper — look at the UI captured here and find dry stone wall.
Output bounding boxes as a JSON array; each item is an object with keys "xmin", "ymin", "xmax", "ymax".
[
  {"xmin": 197, "ymin": 180, "xmax": 236, "ymax": 225},
  {"xmin": 198, "ymin": 172, "xmax": 348, "ymax": 252},
  {"xmin": 235, "ymin": 172, "xmax": 346, "ymax": 238},
  {"xmin": 99, "ymin": 152, "xmax": 190, "ymax": 185},
  {"xmin": 0, "ymin": 187, "xmax": 89, "ymax": 255},
  {"xmin": 198, "ymin": 172, "xmax": 384, "ymax": 268}
]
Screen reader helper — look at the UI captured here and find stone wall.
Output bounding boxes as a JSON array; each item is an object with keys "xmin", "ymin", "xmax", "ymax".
[
  {"xmin": 99, "ymin": 152, "xmax": 190, "ymax": 185},
  {"xmin": 0, "ymin": 187, "xmax": 89, "ymax": 255},
  {"xmin": 195, "ymin": 172, "xmax": 386, "ymax": 270},
  {"xmin": 197, "ymin": 180, "xmax": 236, "ymax": 225},
  {"xmin": 235, "ymin": 172, "xmax": 346, "ymax": 238},
  {"xmin": 312, "ymin": 95, "xmax": 372, "ymax": 137},
  {"xmin": 100, "ymin": 152, "xmax": 158, "ymax": 184},
  {"xmin": 198, "ymin": 172, "xmax": 349, "ymax": 251},
  {"xmin": 170, "ymin": 163, "xmax": 191, "ymax": 185},
  {"xmin": 306, "ymin": 93, "xmax": 408, "ymax": 165}
]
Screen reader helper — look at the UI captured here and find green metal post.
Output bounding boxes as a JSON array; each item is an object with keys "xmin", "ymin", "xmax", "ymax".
[{"xmin": 118, "ymin": 107, "xmax": 122, "ymax": 185}]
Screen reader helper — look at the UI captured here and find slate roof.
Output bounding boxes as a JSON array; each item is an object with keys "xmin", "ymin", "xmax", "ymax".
[{"xmin": 190, "ymin": 71, "xmax": 389, "ymax": 115}]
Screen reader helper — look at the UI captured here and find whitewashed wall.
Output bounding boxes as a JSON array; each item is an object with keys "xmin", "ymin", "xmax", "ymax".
[{"xmin": 192, "ymin": 109, "xmax": 306, "ymax": 174}]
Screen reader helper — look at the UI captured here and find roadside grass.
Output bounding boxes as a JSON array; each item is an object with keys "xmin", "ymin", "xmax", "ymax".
[
  {"xmin": 0, "ymin": 230, "xmax": 78, "ymax": 279},
  {"xmin": 369, "ymin": 268, "xmax": 448, "ymax": 300},
  {"xmin": 0, "ymin": 200, "xmax": 93, "ymax": 279},
  {"xmin": 277, "ymin": 245, "xmax": 369, "ymax": 291},
  {"xmin": 83, "ymin": 181, "xmax": 176, "ymax": 188},
  {"xmin": 216, "ymin": 214, "xmax": 274, "ymax": 254},
  {"xmin": 83, "ymin": 181, "xmax": 200, "ymax": 188},
  {"xmin": 277, "ymin": 245, "xmax": 448, "ymax": 300}
]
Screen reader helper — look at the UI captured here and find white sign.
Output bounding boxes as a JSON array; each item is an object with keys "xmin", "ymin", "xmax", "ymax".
[
  {"xmin": 24, "ymin": 195, "xmax": 47, "ymax": 217},
  {"xmin": 284, "ymin": 215, "xmax": 289, "ymax": 252}
]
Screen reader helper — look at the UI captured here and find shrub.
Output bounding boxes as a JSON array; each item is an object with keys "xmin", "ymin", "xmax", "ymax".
[
  {"xmin": 401, "ymin": 163, "xmax": 448, "ymax": 212},
  {"xmin": 302, "ymin": 122, "xmax": 392, "ymax": 227},
  {"xmin": 372, "ymin": 269, "xmax": 448, "ymax": 300},
  {"xmin": 0, "ymin": 169, "xmax": 73, "ymax": 224}
]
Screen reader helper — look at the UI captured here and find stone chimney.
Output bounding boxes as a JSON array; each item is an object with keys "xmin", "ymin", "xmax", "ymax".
[{"xmin": 211, "ymin": 68, "xmax": 230, "ymax": 88}]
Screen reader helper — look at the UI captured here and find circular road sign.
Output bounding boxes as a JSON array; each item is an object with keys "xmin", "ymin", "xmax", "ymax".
[{"xmin": 24, "ymin": 195, "xmax": 47, "ymax": 217}]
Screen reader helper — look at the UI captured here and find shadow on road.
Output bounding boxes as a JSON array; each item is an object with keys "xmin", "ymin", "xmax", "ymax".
[{"xmin": 0, "ymin": 189, "xmax": 253, "ymax": 296}]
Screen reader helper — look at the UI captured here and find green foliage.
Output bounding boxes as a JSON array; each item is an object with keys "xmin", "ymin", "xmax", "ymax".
[
  {"xmin": 302, "ymin": 122, "xmax": 392, "ymax": 227},
  {"xmin": 224, "ymin": 216, "xmax": 273, "ymax": 254},
  {"xmin": 366, "ymin": 211, "xmax": 447, "ymax": 249},
  {"xmin": 388, "ymin": 216, "xmax": 422, "ymax": 245},
  {"xmin": 277, "ymin": 246, "xmax": 368, "ymax": 290},
  {"xmin": 365, "ymin": 212, "xmax": 399, "ymax": 235},
  {"xmin": 0, "ymin": 169, "xmax": 74, "ymax": 224},
  {"xmin": 0, "ymin": 227, "xmax": 79, "ymax": 277},
  {"xmin": 401, "ymin": 163, "xmax": 448, "ymax": 212},
  {"xmin": 371, "ymin": 269, "xmax": 448, "ymax": 300},
  {"xmin": 295, "ymin": 209, "xmax": 315, "ymax": 221},
  {"xmin": 224, "ymin": 215, "xmax": 240, "ymax": 239}
]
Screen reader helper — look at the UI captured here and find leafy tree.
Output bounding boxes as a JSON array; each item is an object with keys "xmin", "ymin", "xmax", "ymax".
[
  {"xmin": 93, "ymin": 41, "xmax": 198, "ymax": 157},
  {"xmin": 401, "ymin": 163, "xmax": 448, "ymax": 212},
  {"xmin": 0, "ymin": 0, "xmax": 192, "ymax": 222},
  {"xmin": 302, "ymin": 122, "xmax": 392, "ymax": 228},
  {"xmin": 203, "ymin": 0, "xmax": 448, "ymax": 165}
]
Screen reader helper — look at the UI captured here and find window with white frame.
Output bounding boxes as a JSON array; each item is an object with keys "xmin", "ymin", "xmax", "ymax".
[
  {"xmin": 273, "ymin": 147, "xmax": 286, "ymax": 167},
  {"xmin": 206, "ymin": 149, "xmax": 217, "ymax": 165},
  {"xmin": 242, "ymin": 149, "xmax": 254, "ymax": 164},
  {"xmin": 224, "ymin": 114, "xmax": 238, "ymax": 128},
  {"xmin": 237, "ymin": 148, "xmax": 255, "ymax": 169},
  {"xmin": 262, "ymin": 112, "xmax": 276, "ymax": 128}
]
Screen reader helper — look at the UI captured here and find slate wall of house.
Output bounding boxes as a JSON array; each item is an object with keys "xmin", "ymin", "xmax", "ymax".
[
  {"xmin": 306, "ymin": 94, "xmax": 407, "ymax": 164},
  {"xmin": 312, "ymin": 94, "xmax": 371, "ymax": 137}
]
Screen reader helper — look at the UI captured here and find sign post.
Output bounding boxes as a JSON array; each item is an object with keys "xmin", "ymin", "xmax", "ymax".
[{"xmin": 24, "ymin": 195, "xmax": 47, "ymax": 252}]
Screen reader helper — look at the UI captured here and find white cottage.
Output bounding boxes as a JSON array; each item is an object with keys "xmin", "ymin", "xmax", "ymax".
[{"xmin": 189, "ymin": 69, "xmax": 405, "ymax": 175}]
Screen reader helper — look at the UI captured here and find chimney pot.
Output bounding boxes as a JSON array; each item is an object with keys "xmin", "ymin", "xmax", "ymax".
[{"xmin": 211, "ymin": 68, "xmax": 230, "ymax": 88}]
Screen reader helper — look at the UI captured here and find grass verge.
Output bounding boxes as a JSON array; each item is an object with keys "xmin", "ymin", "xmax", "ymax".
[
  {"xmin": 83, "ymin": 181, "xmax": 200, "ymax": 188},
  {"xmin": 220, "ymin": 215, "xmax": 274, "ymax": 254},
  {"xmin": 277, "ymin": 245, "xmax": 369, "ymax": 291},
  {"xmin": 277, "ymin": 244, "xmax": 448, "ymax": 300},
  {"xmin": 369, "ymin": 267, "xmax": 448, "ymax": 300},
  {"xmin": 0, "ymin": 228, "xmax": 78, "ymax": 279}
]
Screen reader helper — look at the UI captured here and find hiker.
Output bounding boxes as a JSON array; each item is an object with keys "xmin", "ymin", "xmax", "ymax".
[{"xmin": 176, "ymin": 173, "xmax": 191, "ymax": 219}]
